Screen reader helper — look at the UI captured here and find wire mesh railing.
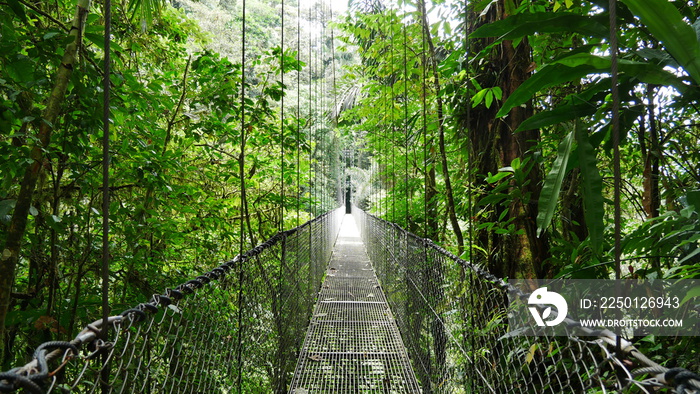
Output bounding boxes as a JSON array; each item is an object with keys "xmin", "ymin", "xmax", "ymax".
[
  {"xmin": 0, "ymin": 208, "xmax": 344, "ymax": 394},
  {"xmin": 353, "ymin": 207, "xmax": 700, "ymax": 394}
]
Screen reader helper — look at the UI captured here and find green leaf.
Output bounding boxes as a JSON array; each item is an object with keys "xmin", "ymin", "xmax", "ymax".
[
  {"xmin": 621, "ymin": 0, "xmax": 700, "ymax": 85},
  {"xmin": 515, "ymin": 102, "xmax": 597, "ymax": 133},
  {"xmin": 553, "ymin": 53, "xmax": 686, "ymax": 89},
  {"xmin": 43, "ymin": 31, "xmax": 61, "ymax": 40},
  {"xmin": 0, "ymin": 199, "xmax": 16, "ymax": 216},
  {"xmin": 472, "ymin": 88, "xmax": 488, "ymax": 107},
  {"xmin": 470, "ymin": 12, "xmax": 608, "ymax": 41},
  {"xmin": 84, "ymin": 33, "xmax": 126, "ymax": 52},
  {"xmin": 686, "ymin": 189, "xmax": 700, "ymax": 211},
  {"xmin": 501, "ymin": 55, "xmax": 685, "ymax": 118},
  {"xmin": 498, "ymin": 64, "xmax": 595, "ymax": 117},
  {"xmin": 478, "ymin": 193, "xmax": 508, "ymax": 206},
  {"xmin": 680, "ymin": 285, "xmax": 700, "ymax": 307},
  {"xmin": 6, "ymin": 0, "xmax": 27, "ymax": 22},
  {"xmin": 678, "ymin": 248, "xmax": 700, "ymax": 265},
  {"xmin": 128, "ymin": 0, "xmax": 166, "ymax": 28},
  {"xmin": 576, "ymin": 123, "xmax": 604, "ymax": 256},
  {"xmin": 485, "ymin": 90, "xmax": 494, "ymax": 108},
  {"xmin": 537, "ymin": 130, "xmax": 574, "ymax": 237},
  {"xmin": 5, "ymin": 56, "xmax": 34, "ymax": 83},
  {"xmin": 486, "ymin": 171, "xmax": 512, "ymax": 183}
]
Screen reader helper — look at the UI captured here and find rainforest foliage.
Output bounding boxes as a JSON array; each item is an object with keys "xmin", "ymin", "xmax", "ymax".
[
  {"xmin": 0, "ymin": 0, "xmax": 344, "ymax": 367},
  {"xmin": 336, "ymin": 0, "xmax": 700, "ymax": 370},
  {"xmin": 0, "ymin": 0, "xmax": 699, "ymax": 376}
]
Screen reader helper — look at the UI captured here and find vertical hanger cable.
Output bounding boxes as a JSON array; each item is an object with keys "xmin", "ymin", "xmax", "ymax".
[
  {"xmin": 390, "ymin": 12, "xmax": 396, "ymax": 222},
  {"xmin": 421, "ymin": 7, "xmax": 428, "ymax": 238},
  {"xmin": 403, "ymin": 22, "xmax": 410, "ymax": 228},
  {"xmin": 236, "ymin": 0, "xmax": 247, "ymax": 389},
  {"xmin": 609, "ymin": 0, "xmax": 622, "ymax": 356},
  {"xmin": 100, "ymin": 0, "xmax": 112, "ymax": 390},
  {"xmin": 296, "ymin": 0, "xmax": 301, "ymax": 224},
  {"xmin": 280, "ymin": 0, "xmax": 285, "ymax": 231}
]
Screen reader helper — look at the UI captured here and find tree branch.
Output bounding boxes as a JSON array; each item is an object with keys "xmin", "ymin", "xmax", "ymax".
[{"xmin": 163, "ymin": 56, "xmax": 192, "ymax": 155}]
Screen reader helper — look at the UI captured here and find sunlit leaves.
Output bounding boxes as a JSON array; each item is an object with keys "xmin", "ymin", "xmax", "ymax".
[{"xmin": 471, "ymin": 86, "xmax": 502, "ymax": 109}]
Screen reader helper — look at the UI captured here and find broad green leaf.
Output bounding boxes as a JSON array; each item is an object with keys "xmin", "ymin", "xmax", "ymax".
[
  {"xmin": 84, "ymin": 32, "xmax": 126, "ymax": 52},
  {"xmin": 621, "ymin": 0, "xmax": 700, "ymax": 85},
  {"xmin": 680, "ymin": 285, "xmax": 700, "ymax": 306},
  {"xmin": 5, "ymin": 56, "xmax": 34, "ymax": 83},
  {"xmin": 43, "ymin": 31, "xmax": 61, "ymax": 40},
  {"xmin": 498, "ymin": 64, "xmax": 595, "ymax": 117},
  {"xmin": 537, "ymin": 130, "xmax": 574, "ymax": 237},
  {"xmin": 470, "ymin": 13, "xmax": 609, "ymax": 41},
  {"xmin": 472, "ymin": 88, "xmax": 488, "ymax": 107},
  {"xmin": 678, "ymin": 248, "xmax": 700, "ymax": 265},
  {"xmin": 6, "ymin": 0, "xmax": 27, "ymax": 22},
  {"xmin": 553, "ymin": 53, "xmax": 686, "ymax": 89},
  {"xmin": 686, "ymin": 189, "xmax": 700, "ymax": 211},
  {"xmin": 485, "ymin": 90, "xmax": 494, "ymax": 108},
  {"xmin": 501, "ymin": 55, "xmax": 684, "ymax": 118},
  {"xmin": 515, "ymin": 103, "xmax": 597, "ymax": 133},
  {"xmin": 576, "ymin": 123, "xmax": 604, "ymax": 256},
  {"xmin": 0, "ymin": 199, "xmax": 16, "ymax": 217},
  {"xmin": 486, "ymin": 171, "xmax": 512, "ymax": 183}
]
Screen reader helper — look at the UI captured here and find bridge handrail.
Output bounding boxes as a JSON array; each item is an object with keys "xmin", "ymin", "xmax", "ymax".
[
  {"xmin": 0, "ymin": 208, "xmax": 343, "ymax": 393},
  {"xmin": 357, "ymin": 208, "xmax": 700, "ymax": 393}
]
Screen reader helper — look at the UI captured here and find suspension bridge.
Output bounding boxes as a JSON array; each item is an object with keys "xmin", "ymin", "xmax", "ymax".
[
  {"xmin": 1, "ymin": 0, "xmax": 700, "ymax": 390},
  {"xmin": 0, "ymin": 206, "xmax": 697, "ymax": 393}
]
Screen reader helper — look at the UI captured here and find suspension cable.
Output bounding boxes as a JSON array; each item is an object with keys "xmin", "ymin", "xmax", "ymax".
[
  {"xmin": 296, "ymin": 0, "xmax": 301, "ymax": 224},
  {"xmin": 420, "ymin": 7, "xmax": 428, "ymax": 238},
  {"xmin": 609, "ymin": 0, "xmax": 621, "ymax": 280},
  {"xmin": 280, "ymin": 0, "xmax": 285, "ymax": 231},
  {"xmin": 101, "ymin": 0, "xmax": 112, "ymax": 389},
  {"xmin": 101, "ymin": 0, "xmax": 111, "ymax": 334},
  {"xmin": 311, "ymin": 6, "xmax": 317, "ymax": 215},
  {"xmin": 236, "ymin": 0, "xmax": 246, "ymax": 389},
  {"xmin": 609, "ymin": 0, "xmax": 622, "ymax": 355},
  {"xmin": 403, "ymin": 22, "xmax": 410, "ymax": 228},
  {"xmin": 464, "ymin": 1, "xmax": 476, "ymax": 391},
  {"xmin": 390, "ymin": 12, "xmax": 396, "ymax": 222},
  {"xmin": 321, "ymin": 3, "xmax": 326, "ymax": 212},
  {"xmin": 329, "ymin": 1, "xmax": 336, "ymax": 208}
]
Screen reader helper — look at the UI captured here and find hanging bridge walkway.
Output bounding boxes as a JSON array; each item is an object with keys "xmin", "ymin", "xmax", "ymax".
[
  {"xmin": 1, "ymin": 208, "xmax": 699, "ymax": 393},
  {"xmin": 289, "ymin": 215, "xmax": 420, "ymax": 392}
]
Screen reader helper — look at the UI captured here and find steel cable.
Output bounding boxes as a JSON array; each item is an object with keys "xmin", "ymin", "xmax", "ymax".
[{"xmin": 0, "ymin": 209, "xmax": 344, "ymax": 393}]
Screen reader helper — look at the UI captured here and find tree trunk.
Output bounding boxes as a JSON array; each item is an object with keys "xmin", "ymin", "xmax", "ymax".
[
  {"xmin": 641, "ymin": 84, "xmax": 661, "ymax": 274},
  {"xmin": 466, "ymin": 0, "xmax": 551, "ymax": 279},
  {"xmin": 0, "ymin": 0, "xmax": 90, "ymax": 362}
]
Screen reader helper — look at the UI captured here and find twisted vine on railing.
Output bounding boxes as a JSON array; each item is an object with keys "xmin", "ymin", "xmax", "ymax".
[
  {"xmin": 354, "ymin": 208, "xmax": 700, "ymax": 394},
  {"xmin": 0, "ymin": 208, "xmax": 344, "ymax": 393}
]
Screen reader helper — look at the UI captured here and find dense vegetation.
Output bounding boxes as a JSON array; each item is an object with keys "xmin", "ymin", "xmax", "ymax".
[
  {"xmin": 337, "ymin": 0, "xmax": 700, "ymax": 372},
  {"xmin": 0, "ymin": 0, "xmax": 345, "ymax": 367},
  {"xmin": 1, "ymin": 0, "xmax": 698, "ymax": 379}
]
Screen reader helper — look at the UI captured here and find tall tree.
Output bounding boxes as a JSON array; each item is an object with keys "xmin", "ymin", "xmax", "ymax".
[
  {"xmin": 0, "ymin": 0, "xmax": 90, "ymax": 360},
  {"xmin": 416, "ymin": 0, "xmax": 464, "ymax": 254},
  {"xmin": 464, "ymin": 0, "xmax": 551, "ymax": 278}
]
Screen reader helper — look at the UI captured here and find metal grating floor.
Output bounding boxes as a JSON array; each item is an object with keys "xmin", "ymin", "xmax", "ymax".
[{"xmin": 289, "ymin": 215, "xmax": 421, "ymax": 393}]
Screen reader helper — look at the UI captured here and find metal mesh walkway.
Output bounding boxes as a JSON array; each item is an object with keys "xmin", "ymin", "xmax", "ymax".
[{"xmin": 289, "ymin": 214, "xmax": 421, "ymax": 393}]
